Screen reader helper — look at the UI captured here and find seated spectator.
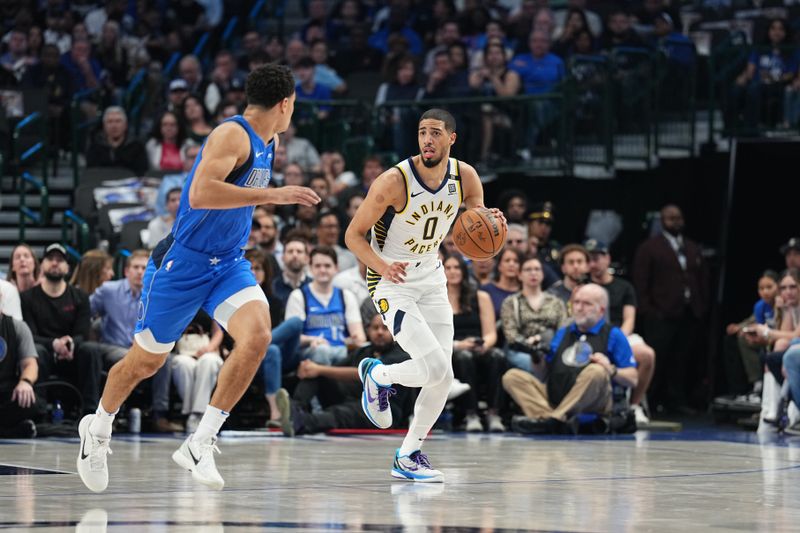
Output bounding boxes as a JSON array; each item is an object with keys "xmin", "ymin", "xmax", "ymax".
[
  {"xmin": 95, "ymin": 21, "xmax": 129, "ymax": 95},
  {"xmin": 424, "ymin": 50, "xmax": 470, "ymax": 99},
  {"xmin": 181, "ymin": 94, "xmax": 214, "ymax": 144},
  {"xmin": 469, "ymin": 40, "xmax": 521, "ymax": 163},
  {"xmin": 78, "ymin": 250, "xmax": 148, "ymax": 368},
  {"xmin": 1, "ymin": 28, "xmax": 34, "ymax": 80},
  {"xmin": 278, "ymin": 312, "xmax": 414, "ymax": 436},
  {"xmin": 315, "ymin": 211, "xmax": 357, "ymax": 271},
  {"xmin": 445, "ymin": 255, "xmax": 506, "ymax": 432},
  {"xmin": 650, "ymin": 13, "xmax": 694, "ymax": 68},
  {"xmin": 368, "ymin": 6, "xmax": 423, "ymax": 56},
  {"xmin": 145, "ymin": 187, "xmax": 181, "ymax": 249},
  {"xmin": 781, "ymin": 338, "xmax": 800, "ymax": 434},
  {"xmin": 165, "ymin": 78, "xmax": 190, "ymax": 112},
  {"xmin": 272, "ymin": 234, "xmax": 312, "ymax": 304},
  {"xmin": 86, "ymin": 106, "xmax": 148, "ymax": 175},
  {"xmin": 586, "ymin": 239, "xmax": 656, "ymax": 425},
  {"xmin": 332, "ymin": 23, "xmax": 383, "ymax": 76},
  {"xmin": 334, "ymin": 260, "xmax": 369, "ymax": 307},
  {"xmin": 282, "ymin": 122, "xmax": 321, "ymax": 173},
  {"xmin": 321, "ymin": 150, "xmax": 357, "ymax": 195},
  {"xmin": 506, "ymin": 224, "xmax": 528, "ymax": 255},
  {"xmin": 784, "ymin": 237, "xmax": 800, "ymax": 270},
  {"xmin": 503, "ymin": 284, "xmax": 638, "ymax": 433},
  {"xmin": 338, "ymin": 156, "xmax": 385, "ymax": 206},
  {"xmin": 721, "ymin": 270, "xmax": 778, "ymax": 402},
  {"xmin": 309, "ymin": 175, "xmax": 336, "ymax": 210},
  {"xmin": 145, "ymin": 111, "xmax": 192, "ymax": 172},
  {"xmin": 70, "ymin": 249, "xmax": 113, "ymax": 296},
  {"xmin": 0, "ymin": 289, "xmax": 41, "ymax": 438},
  {"xmin": 554, "ymin": 0, "xmax": 603, "ymax": 38},
  {"xmin": 7, "ymin": 244, "xmax": 40, "ymax": 293},
  {"xmin": 423, "ymin": 19, "xmax": 462, "ymax": 76},
  {"xmin": 21, "ymin": 244, "xmax": 99, "ymax": 415},
  {"xmin": 20, "ymin": 44, "xmax": 72, "ymax": 140},
  {"xmin": 209, "ymin": 49, "xmax": 247, "ymax": 102},
  {"xmin": 170, "ymin": 312, "xmax": 224, "ymax": 434},
  {"xmin": 502, "ymin": 256, "xmax": 567, "ymax": 374},
  {"xmin": 471, "ymin": 257, "xmax": 495, "ymax": 287},
  {"xmin": 285, "ymin": 246, "xmax": 365, "ymax": 366},
  {"xmin": 60, "ymin": 37, "xmax": 101, "ymax": 93},
  {"xmin": 599, "ymin": 10, "xmax": 645, "ymax": 51},
  {"xmin": 178, "ymin": 55, "xmax": 221, "ymax": 115},
  {"xmin": 747, "ymin": 269, "xmax": 800, "ymax": 352},
  {"xmin": 154, "ymin": 144, "xmax": 200, "ymax": 216},
  {"xmin": 480, "ymin": 247, "xmax": 523, "ymax": 318},
  {"xmin": 343, "ymin": 193, "xmax": 365, "ymax": 223},
  {"xmin": 253, "ymin": 212, "xmax": 283, "ymax": 275},
  {"xmin": 375, "ymin": 54, "xmax": 424, "ymax": 159},
  {"xmin": 294, "ymin": 56, "xmax": 332, "ymax": 122},
  {"xmin": 309, "ymin": 39, "xmax": 346, "ymax": 93},
  {"xmin": 552, "ymin": 9, "xmax": 592, "ymax": 58},
  {"xmin": 223, "ymin": 75, "xmax": 248, "ymax": 110},
  {"xmin": 730, "ymin": 18, "xmax": 798, "ymax": 131},
  {"xmin": 547, "ymin": 243, "xmax": 590, "ymax": 308}
]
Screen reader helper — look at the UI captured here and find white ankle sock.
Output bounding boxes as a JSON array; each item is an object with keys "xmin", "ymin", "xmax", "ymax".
[
  {"xmin": 89, "ymin": 401, "xmax": 118, "ymax": 439},
  {"xmin": 193, "ymin": 405, "xmax": 229, "ymax": 443}
]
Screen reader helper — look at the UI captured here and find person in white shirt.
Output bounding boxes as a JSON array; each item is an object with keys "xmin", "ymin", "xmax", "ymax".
[
  {"xmin": 333, "ymin": 260, "xmax": 369, "ymax": 306},
  {"xmin": 0, "ymin": 279, "xmax": 22, "ymax": 320},
  {"xmin": 144, "ymin": 188, "xmax": 181, "ymax": 249}
]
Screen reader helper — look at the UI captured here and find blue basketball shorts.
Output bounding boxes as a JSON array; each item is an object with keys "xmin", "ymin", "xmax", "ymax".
[{"xmin": 133, "ymin": 235, "xmax": 267, "ymax": 353}]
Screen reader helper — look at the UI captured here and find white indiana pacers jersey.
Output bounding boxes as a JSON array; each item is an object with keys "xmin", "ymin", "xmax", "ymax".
[{"xmin": 370, "ymin": 156, "xmax": 463, "ymax": 264}]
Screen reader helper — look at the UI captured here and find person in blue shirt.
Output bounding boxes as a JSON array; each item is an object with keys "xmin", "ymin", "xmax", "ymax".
[
  {"xmin": 77, "ymin": 64, "xmax": 321, "ymax": 494},
  {"xmin": 293, "ymin": 56, "xmax": 332, "ymax": 122},
  {"xmin": 509, "ymin": 31, "xmax": 565, "ymax": 152},
  {"xmin": 502, "ymin": 283, "xmax": 638, "ymax": 433}
]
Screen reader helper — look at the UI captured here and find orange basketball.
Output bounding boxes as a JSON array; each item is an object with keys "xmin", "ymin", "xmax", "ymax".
[{"xmin": 452, "ymin": 207, "xmax": 507, "ymax": 260}]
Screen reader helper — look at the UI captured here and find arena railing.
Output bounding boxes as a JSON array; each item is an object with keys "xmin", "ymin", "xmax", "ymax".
[
  {"xmin": 18, "ymin": 171, "xmax": 48, "ymax": 243},
  {"xmin": 566, "ymin": 54, "xmax": 614, "ymax": 171},
  {"xmin": 706, "ymin": 31, "xmax": 750, "ymax": 141},
  {"xmin": 294, "ymin": 99, "xmax": 372, "ymax": 153},
  {"xmin": 11, "ymin": 111, "xmax": 48, "ymax": 190},
  {"xmin": 654, "ymin": 38, "xmax": 698, "ymax": 157},
  {"xmin": 70, "ymin": 88, "xmax": 101, "ymax": 187},
  {"xmin": 61, "ymin": 210, "xmax": 90, "ymax": 261}
]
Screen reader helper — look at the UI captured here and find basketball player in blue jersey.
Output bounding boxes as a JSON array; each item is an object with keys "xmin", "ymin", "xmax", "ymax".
[
  {"xmin": 77, "ymin": 64, "xmax": 320, "ymax": 492},
  {"xmin": 344, "ymin": 109, "xmax": 506, "ymax": 482}
]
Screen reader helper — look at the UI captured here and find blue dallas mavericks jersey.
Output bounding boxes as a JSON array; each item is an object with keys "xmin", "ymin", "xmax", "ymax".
[
  {"xmin": 302, "ymin": 285, "xmax": 347, "ymax": 346},
  {"xmin": 172, "ymin": 115, "xmax": 274, "ymax": 254}
]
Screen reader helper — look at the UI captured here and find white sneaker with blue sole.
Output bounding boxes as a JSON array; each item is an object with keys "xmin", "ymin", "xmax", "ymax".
[
  {"xmin": 391, "ymin": 449, "xmax": 444, "ymax": 483},
  {"xmin": 358, "ymin": 357, "xmax": 395, "ymax": 429}
]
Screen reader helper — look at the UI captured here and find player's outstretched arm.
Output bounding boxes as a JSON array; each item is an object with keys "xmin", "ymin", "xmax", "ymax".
[
  {"xmin": 344, "ymin": 169, "xmax": 408, "ymax": 283},
  {"xmin": 189, "ymin": 123, "xmax": 320, "ymax": 210}
]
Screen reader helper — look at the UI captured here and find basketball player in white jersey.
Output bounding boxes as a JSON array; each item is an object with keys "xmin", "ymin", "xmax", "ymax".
[{"xmin": 344, "ymin": 108, "xmax": 506, "ymax": 482}]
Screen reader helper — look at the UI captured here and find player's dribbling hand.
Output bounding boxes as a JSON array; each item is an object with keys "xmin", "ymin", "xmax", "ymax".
[
  {"xmin": 476, "ymin": 204, "xmax": 508, "ymax": 232},
  {"xmin": 271, "ymin": 186, "xmax": 321, "ymax": 206},
  {"xmin": 381, "ymin": 261, "xmax": 408, "ymax": 284}
]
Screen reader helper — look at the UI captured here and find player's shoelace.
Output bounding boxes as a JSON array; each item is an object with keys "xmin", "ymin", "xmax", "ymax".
[
  {"xmin": 193, "ymin": 439, "xmax": 221, "ymax": 460},
  {"xmin": 377, "ymin": 387, "xmax": 396, "ymax": 411},
  {"xmin": 409, "ymin": 451, "xmax": 432, "ymax": 469},
  {"xmin": 89, "ymin": 438, "xmax": 112, "ymax": 471}
]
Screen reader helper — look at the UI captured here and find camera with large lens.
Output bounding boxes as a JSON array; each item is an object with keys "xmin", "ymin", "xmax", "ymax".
[{"xmin": 508, "ymin": 338, "xmax": 548, "ymax": 365}]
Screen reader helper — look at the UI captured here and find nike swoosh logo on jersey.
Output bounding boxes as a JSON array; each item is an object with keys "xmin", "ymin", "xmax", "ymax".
[
  {"xmin": 255, "ymin": 151, "xmax": 264, "ymax": 158},
  {"xmin": 410, "ymin": 191, "xmax": 424, "ymax": 198}
]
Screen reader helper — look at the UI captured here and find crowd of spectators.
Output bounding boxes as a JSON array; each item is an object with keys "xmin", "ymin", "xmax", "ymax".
[{"xmin": 2, "ymin": 1, "xmax": 800, "ymax": 438}]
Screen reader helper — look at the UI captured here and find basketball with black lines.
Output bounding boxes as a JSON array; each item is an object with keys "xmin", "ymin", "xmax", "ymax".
[{"xmin": 452, "ymin": 207, "xmax": 506, "ymax": 260}]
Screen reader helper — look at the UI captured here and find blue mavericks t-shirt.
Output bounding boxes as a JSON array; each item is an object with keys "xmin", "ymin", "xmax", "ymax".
[
  {"xmin": 754, "ymin": 299, "xmax": 775, "ymax": 327},
  {"xmin": 172, "ymin": 115, "xmax": 274, "ymax": 254}
]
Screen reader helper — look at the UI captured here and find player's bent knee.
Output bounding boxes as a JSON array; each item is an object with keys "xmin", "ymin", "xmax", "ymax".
[{"xmin": 134, "ymin": 329, "xmax": 175, "ymax": 356}]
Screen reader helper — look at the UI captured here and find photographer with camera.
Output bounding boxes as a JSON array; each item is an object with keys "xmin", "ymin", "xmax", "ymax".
[
  {"xmin": 445, "ymin": 255, "xmax": 506, "ymax": 433},
  {"xmin": 502, "ymin": 256, "xmax": 568, "ymax": 376},
  {"xmin": 503, "ymin": 283, "xmax": 638, "ymax": 434},
  {"xmin": 546, "ymin": 244, "xmax": 591, "ymax": 309}
]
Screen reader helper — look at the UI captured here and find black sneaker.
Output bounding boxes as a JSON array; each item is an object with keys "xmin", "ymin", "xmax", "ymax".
[{"xmin": 510, "ymin": 415, "xmax": 551, "ymax": 434}]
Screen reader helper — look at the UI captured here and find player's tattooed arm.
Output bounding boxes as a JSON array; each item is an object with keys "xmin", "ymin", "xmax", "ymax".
[{"xmin": 344, "ymin": 169, "xmax": 409, "ymax": 283}]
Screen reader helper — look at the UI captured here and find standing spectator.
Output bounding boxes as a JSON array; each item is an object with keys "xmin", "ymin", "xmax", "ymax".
[
  {"xmin": 20, "ymin": 244, "xmax": 99, "ymax": 414},
  {"xmin": 502, "ymin": 256, "xmax": 567, "ymax": 374},
  {"xmin": 503, "ymin": 284, "xmax": 638, "ymax": 433},
  {"xmin": 315, "ymin": 211, "xmax": 357, "ymax": 271},
  {"xmin": 633, "ymin": 204, "xmax": 708, "ymax": 413},
  {"xmin": 59, "ymin": 37, "xmax": 101, "ymax": 93},
  {"xmin": 586, "ymin": 239, "xmax": 656, "ymax": 425},
  {"xmin": 547, "ymin": 244, "xmax": 590, "ymax": 307},
  {"xmin": 445, "ymin": 255, "xmax": 506, "ymax": 432},
  {"xmin": 7, "ymin": 244, "xmax": 40, "ymax": 293},
  {"xmin": 146, "ymin": 187, "xmax": 181, "ymax": 249},
  {"xmin": 528, "ymin": 201, "xmax": 561, "ymax": 275},
  {"xmin": 469, "ymin": 40, "xmax": 521, "ymax": 163},
  {"xmin": 70, "ymin": 250, "xmax": 114, "ymax": 296},
  {"xmin": 273, "ymin": 235, "xmax": 312, "ymax": 303},
  {"xmin": 294, "ymin": 56, "xmax": 332, "ymax": 122},
  {"xmin": 309, "ymin": 39, "xmax": 346, "ymax": 93},
  {"xmin": 86, "ymin": 106, "xmax": 148, "ymax": 175},
  {"xmin": 481, "ymin": 247, "xmax": 523, "ymax": 318},
  {"xmin": 0, "ymin": 288, "xmax": 41, "ymax": 438},
  {"xmin": 180, "ymin": 94, "xmax": 214, "ymax": 144},
  {"xmin": 285, "ymin": 247, "xmax": 365, "ymax": 365},
  {"xmin": 146, "ymin": 111, "xmax": 192, "ymax": 172},
  {"xmin": 374, "ymin": 54, "xmax": 424, "ymax": 159}
]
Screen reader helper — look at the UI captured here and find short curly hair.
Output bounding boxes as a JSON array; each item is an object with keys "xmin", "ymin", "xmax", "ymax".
[{"xmin": 245, "ymin": 64, "xmax": 296, "ymax": 109}]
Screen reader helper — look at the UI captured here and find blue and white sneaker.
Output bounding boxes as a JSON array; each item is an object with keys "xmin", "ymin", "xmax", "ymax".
[
  {"xmin": 358, "ymin": 357, "xmax": 395, "ymax": 429},
  {"xmin": 391, "ymin": 449, "xmax": 444, "ymax": 483}
]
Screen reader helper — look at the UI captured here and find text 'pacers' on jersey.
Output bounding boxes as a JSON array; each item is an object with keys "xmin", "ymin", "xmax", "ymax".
[{"xmin": 370, "ymin": 157, "xmax": 463, "ymax": 264}]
